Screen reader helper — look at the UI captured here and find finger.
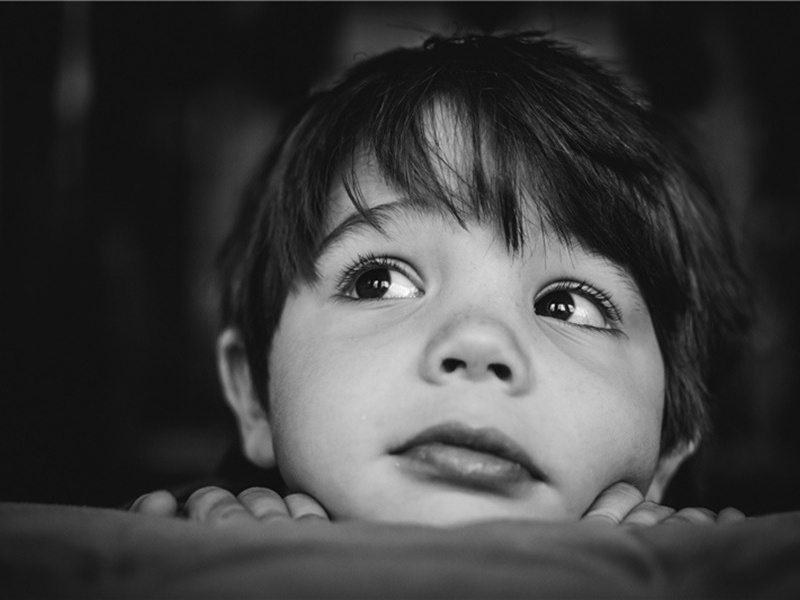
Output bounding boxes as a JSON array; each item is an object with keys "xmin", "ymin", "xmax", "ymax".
[
  {"xmin": 284, "ymin": 493, "xmax": 330, "ymax": 521},
  {"xmin": 185, "ymin": 486, "xmax": 256, "ymax": 527},
  {"xmin": 621, "ymin": 501, "xmax": 675, "ymax": 527},
  {"xmin": 582, "ymin": 482, "xmax": 645, "ymax": 525},
  {"xmin": 717, "ymin": 506, "xmax": 746, "ymax": 524},
  {"xmin": 128, "ymin": 493, "xmax": 152, "ymax": 513},
  {"xmin": 237, "ymin": 487, "xmax": 291, "ymax": 523},
  {"xmin": 662, "ymin": 506, "xmax": 717, "ymax": 525},
  {"xmin": 130, "ymin": 490, "xmax": 179, "ymax": 517}
]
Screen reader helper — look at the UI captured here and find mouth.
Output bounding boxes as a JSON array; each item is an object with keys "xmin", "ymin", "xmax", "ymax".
[{"xmin": 389, "ymin": 422, "xmax": 545, "ymax": 495}]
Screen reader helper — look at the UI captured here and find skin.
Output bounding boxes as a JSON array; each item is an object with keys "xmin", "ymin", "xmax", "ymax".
[
  {"xmin": 132, "ymin": 110, "xmax": 746, "ymax": 528},
  {"xmin": 132, "ymin": 484, "xmax": 745, "ymax": 526},
  {"xmin": 261, "ymin": 172, "xmax": 668, "ymax": 525},
  {"xmin": 132, "ymin": 167, "xmax": 746, "ymax": 528}
]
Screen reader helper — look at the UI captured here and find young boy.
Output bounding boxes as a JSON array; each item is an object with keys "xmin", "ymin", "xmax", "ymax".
[{"xmin": 133, "ymin": 32, "xmax": 748, "ymax": 527}]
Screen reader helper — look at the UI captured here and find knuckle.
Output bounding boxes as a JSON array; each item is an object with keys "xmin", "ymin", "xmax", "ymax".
[
  {"xmin": 285, "ymin": 492, "xmax": 322, "ymax": 507},
  {"xmin": 674, "ymin": 507, "xmax": 717, "ymax": 523},
  {"xmin": 719, "ymin": 506, "xmax": 746, "ymax": 521},
  {"xmin": 624, "ymin": 502, "xmax": 675, "ymax": 526},
  {"xmin": 239, "ymin": 490, "xmax": 290, "ymax": 520},
  {"xmin": 129, "ymin": 494, "xmax": 150, "ymax": 511},
  {"xmin": 186, "ymin": 486, "xmax": 234, "ymax": 519},
  {"xmin": 650, "ymin": 502, "xmax": 675, "ymax": 515},
  {"xmin": 187, "ymin": 486, "xmax": 225, "ymax": 502},
  {"xmin": 584, "ymin": 482, "xmax": 646, "ymax": 523},
  {"xmin": 284, "ymin": 493, "xmax": 328, "ymax": 520},
  {"xmin": 296, "ymin": 512, "xmax": 328, "ymax": 522},
  {"xmin": 284, "ymin": 493, "xmax": 308, "ymax": 502},
  {"xmin": 238, "ymin": 487, "xmax": 281, "ymax": 501},
  {"xmin": 584, "ymin": 509, "xmax": 621, "ymax": 524},
  {"xmin": 610, "ymin": 482, "xmax": 644, "ymax": 500},
  {"xmin": 131, "ymin": 490, "xmax": 178, "ymax": 516},
  {"xmin": 207, "ymin": 503, "xmax": 246, "ymax": 524}
]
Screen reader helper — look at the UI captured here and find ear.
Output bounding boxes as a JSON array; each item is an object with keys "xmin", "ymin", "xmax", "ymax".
[
  {"xmin": 217, "ymin": 328, "xmax": 276, "ymax": 468},
  {"xmin": 645, "ymin": 441, "xmax": 697, "ymax": 502}
]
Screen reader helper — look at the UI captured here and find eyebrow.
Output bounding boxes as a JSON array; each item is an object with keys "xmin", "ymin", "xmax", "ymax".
[
  {"xmin": 582, "ymin": 249, "xmax": 646, "ymax": 309},
  {"xmin": 546, "ymin": 238, "xmax": 646, "ymax": 312},
  {"xmin": 586, "ymin": 249, "xmax": 641, "ymax": 292},
  {"xmin": 316, "ymin": 200, "xmax": 440, "ymax": 258}
]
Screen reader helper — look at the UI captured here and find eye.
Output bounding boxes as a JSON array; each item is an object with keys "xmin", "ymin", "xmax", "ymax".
[
  {"xmin": 534, "ymin": 282, "xmax": 619, "ymax": 330},
  {"xmin": 340, "ymin": 256, "xmax": 423, "ymax": 301},
  {"xmin": 353, "ymin": 267, "xmax": 419, "ymax": 299}
]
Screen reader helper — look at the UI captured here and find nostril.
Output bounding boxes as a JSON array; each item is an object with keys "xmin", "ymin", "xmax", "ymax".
[
  {"xmin": 489, "ymin": 363, "xmax": 512, "ymax": 381},
  {"xmin": 442, "ymin": 358, "xmax": 466, "ymax": 373}
]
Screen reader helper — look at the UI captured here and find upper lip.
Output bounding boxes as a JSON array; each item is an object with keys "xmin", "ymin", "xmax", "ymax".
[{"xmin": 389, "ymin": 422, "xmax": 546, "ymax": 482}]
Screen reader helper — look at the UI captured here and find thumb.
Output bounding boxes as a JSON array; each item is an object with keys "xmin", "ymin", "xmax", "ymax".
[{"xmin": 582, "ymin": 482, "xmax": 644, "ymax": 525}]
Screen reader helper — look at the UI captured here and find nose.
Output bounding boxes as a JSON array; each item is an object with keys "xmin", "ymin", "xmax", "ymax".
[{"xmin": 419, "ymin": 316, "xmax": 531, "ymax": 396}]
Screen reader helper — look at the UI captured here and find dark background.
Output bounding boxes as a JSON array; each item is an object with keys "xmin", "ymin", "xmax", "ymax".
[{"xmin": 1, "ymin": 2, "xmax": 799, "ymax": 515}]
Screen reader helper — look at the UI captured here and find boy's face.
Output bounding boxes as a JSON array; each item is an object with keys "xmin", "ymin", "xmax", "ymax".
[{"xmin": 261, "ymin": 164, "xmax": 667, "ymax": 525}]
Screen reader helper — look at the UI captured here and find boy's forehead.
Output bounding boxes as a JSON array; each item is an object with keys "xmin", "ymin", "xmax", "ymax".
[
  {"xmin": 319, "ymin": 170, "xmax": 453, "ymax": 256},
  {"xmin": 325, "ymin": 165, "xmax": 398, "ymax": 229},
  {"xmin": 326, "ymin": 100, "xmax": 478, "ymax": 221},
  {"xmin": 324, "ymin": 151, "xmax": 501, "ymax": 237},
  {"xmin": 327, "ymin": 168, "xmax": 573, "ymax": 253}
]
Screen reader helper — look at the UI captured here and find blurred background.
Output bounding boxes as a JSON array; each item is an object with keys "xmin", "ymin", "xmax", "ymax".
[{"xmin": 1, "ymin": 1, "xmax": 799, "ymax": 515}]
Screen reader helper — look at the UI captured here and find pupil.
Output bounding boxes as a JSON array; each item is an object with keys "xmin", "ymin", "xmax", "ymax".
[
  {"xmin": 545, "ymin": 290, "xmax": 575, "ymax": 320},
  {"xmin": 355, "ymin": 268, "xmax": 391, "ymax": 298}
]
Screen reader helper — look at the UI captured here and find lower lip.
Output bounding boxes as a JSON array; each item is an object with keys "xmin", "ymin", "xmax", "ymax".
[{"xmin": 396, "ymin": 443, "xmax": 532, "ymax": 493}]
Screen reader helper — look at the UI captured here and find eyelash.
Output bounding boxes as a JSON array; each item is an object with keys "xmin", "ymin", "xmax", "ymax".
[
  {"xmin": 334, "ymin": 256, "xmax": 624, "ymax": 330},
  {"xmin": 537, "ymin": 279, "xmax": 623, "ymax": 330},
  {"xmin": 335, "ymin": 253, "xmax": 418, "ymax": 300}
]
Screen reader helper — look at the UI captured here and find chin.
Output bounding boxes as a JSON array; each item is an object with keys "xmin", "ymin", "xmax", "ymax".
[{"xmin": 340, "ymin": 494, "xmax": 575, "ymax": 527}]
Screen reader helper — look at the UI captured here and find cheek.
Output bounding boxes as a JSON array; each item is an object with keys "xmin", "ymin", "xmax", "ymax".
[
  {"xmin": 266, "ymin": 310, "xmax": 399, "ymax": 495},
  {"xmin": 591, "ymin": 347, "xmax": 665, "ymax": 488},
  {"xmin": 544, "ymin": 335, "xmax": 665, "ymax": 500},
  {"xmin": 267, "ymin": 310, "xmax": 325, "ymax": 487}
]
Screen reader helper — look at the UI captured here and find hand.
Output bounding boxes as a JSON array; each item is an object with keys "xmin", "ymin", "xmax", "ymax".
[
  {"xmin": 129, "ymin": 489, "xmax": 180, "ymax": 517},
  {"xmin": 131, "ymin": 486, "xmax": 330, "ymax": 527},
  {"xmin": 581, "ymin": 482, "xmax": 746, "ymax": 526}
]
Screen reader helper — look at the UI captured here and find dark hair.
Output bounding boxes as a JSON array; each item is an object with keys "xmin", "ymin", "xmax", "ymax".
[{"xmin": 217, "ymin": 32, "xmax": 749, "ymax": 456}]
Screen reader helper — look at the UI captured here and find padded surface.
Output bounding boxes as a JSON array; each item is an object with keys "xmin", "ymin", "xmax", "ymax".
[{"xmin": 1, "ymin": 502, "xmax": 799, "ymax": 598}]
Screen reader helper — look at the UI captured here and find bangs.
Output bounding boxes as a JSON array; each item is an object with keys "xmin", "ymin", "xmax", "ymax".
[{"xmin": 282, "ymin": 35, "xmax": 686, "ymax": 316}]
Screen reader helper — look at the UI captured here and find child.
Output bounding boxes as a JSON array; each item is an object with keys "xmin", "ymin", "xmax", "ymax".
[{"xmin": 133, "ymin": 32, "xmax": 748, "ymax": 527}]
